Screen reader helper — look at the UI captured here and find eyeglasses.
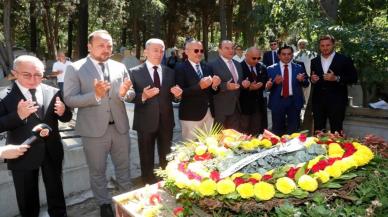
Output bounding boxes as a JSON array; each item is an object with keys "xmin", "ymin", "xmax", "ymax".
[
  {"xmin": 252, "ymin": 57, "xmax": 261, "ymax": 60},
  {"xmin": 193, "ymin": 49, "xmax": 204, "ymax": 54},
  {"xmin": 16, "ymin": 71, "xmax": 44, "ymax": 79},
  {"xmin": 270, "ymin": 43, "xmax": 277, "ymax": 46}
]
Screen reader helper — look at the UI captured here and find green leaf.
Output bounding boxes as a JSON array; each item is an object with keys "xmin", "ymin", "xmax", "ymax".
[
  {"xmin": 294, "ymin": 163, "xmax": 307, "ymax": 181},
  {"xmin": 321, "ymin": 182, "xmax": 342, "ymax": 189},
  {"xmin": 290, "ymin": 188, "xmax": 309, "ymax": 198},
  {"xmin": 336, "ymin": 173, "xmax": 358, "ymax": 180}
]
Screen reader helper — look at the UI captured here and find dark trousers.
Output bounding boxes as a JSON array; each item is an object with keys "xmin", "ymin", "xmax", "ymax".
[
  {"xmin": 271, "ymin": 97, "xmax": 301, "ymax": 136},
  {"xmin": 11, "ymin": 156, "xmax": 67, "ymax": 217},
  {"xmin": 57, "ymin": 82, "xmax": 64, "ymax": 94},
  {"xmin": 137, "ymin": 126, "xmax": 173, "ymax": 184},
  {"xmin": 215, "ymin": 108, "xmax": 242, "ymax": 132},
  {"xmin": 313, "ymin": 96, "xmax": 346, "ymax": 133},
  {"xmin": 240, "ymin": 112, "xmax": 263, "ymax": 136}
]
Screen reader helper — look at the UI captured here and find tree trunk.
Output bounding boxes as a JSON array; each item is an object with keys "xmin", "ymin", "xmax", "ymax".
[
  {"xmin": 67, "ymin": 14, "xmax": 74, "ymax": 59},
  {"xmin": 319, "ymin": 0, "xmax": 338, "ymax": 20},
  {"xmin": 165, "ymin": 0, "xmax": 178, "ymax": 48},
  {"xmin": 121, "ymin": 27, "xmax": 127, "ymax": 48},
  {"xmin": 225, "ymin": 0, "xmax": 233, "ymax": 40},
  {"xmin": 3, "ymin": 0, "xmax": 13, "ymax": 75},
  {"xmin": 78, "ymin": 0, "xmax": 89, "ymax": 58},
  {"xmin": 239, "ymin": 0, "xmax": 253, "ymax": 47},
  {"xmin": 219, "ymin": 0, "xmax": 227, "ymax": 41},
  {"xmin": 42, "ymin": 0, "xmax": 57, "ymax": 59},
  {"xmin": 30, "ymin": 0, "xmax": 37, "ymax": 54}
]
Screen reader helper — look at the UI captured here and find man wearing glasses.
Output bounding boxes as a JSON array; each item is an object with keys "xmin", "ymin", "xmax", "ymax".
[
  {"xmin": 0, "ymin": 55, "xmax": 72, "ymax": 217},
  {"xmin": 175, "ymin": 40, "xmax": 221, "ymax": 140},
  {"xmin": 239, "ymin": 47, "xmax": 269, "ymax": 135},
  {"xmin": 263, "ymin": 39, "xmax": 280, "ymax": 67}
]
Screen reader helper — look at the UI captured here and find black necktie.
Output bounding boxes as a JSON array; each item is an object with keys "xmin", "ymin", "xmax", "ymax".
[
  {"xmin": 98, "ymin": 63, "xmax": 109, "ymax": 81},
  {"xmin": 250, "ymin": 66, "xmax": 257, "ymax": 80},
  {"xmin": 29, "ymin": 89, "xmax": 43, "ymax": 118},
  {"xmin": 153, "ymin": 66, "xmax": 161, "ymax": 88}
]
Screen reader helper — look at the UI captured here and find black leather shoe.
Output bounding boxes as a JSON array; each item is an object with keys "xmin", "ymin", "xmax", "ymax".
[{"xmin": 100, "ymin": 204, "xmax": 114, "ymax": 217}]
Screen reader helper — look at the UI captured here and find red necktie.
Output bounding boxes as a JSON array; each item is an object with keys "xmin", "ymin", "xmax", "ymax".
[
  {"xmin": 153, "ymin": 66, "xmax": 160, "ymax": 88},
  {"xmin": 282, "ymin": 64, "xmax": 289, "ymax": 97}
]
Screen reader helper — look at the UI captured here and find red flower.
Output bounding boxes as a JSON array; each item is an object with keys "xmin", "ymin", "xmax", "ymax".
[
  {"xmin": 342, "ymin": 142, "xmax": 356, "ymax": 158},
  {"xmin": 270, "ymin": 137, "xmax": 279, "ymax": 145},
  {"xmin": 173, "ymin": 207, "xmax": 184, "ymax": 216},
  {"xmin": 193, "ymin": 152, "xmax": 212, "ymax": 161},
  {"xmin": 287, "ymin": 167, "xmax": 299, "ymax": 179},
  {"xmin": 233, "ymin": 177, "xmax": 245, "ymax": 186},
  {"xmin": 280, "ymin": 137, "xmax": 288, "ymax": 144},
  {"xmin": 262, "ymin": 174, "xmax": 272, "ymax": 181},
  {"xmin": 311, "ymin": 160, "xmax": 329, "ymax": 173},
  {"xmin": 299, "ymin": 134, "xmax": 307, "ymax": 142},
  {"xmin": 149, "ymin": 193, "xmax": 161, "ymax": 205},
  {"xmin": 248, "ymin": 178, "xmax": 258, "ymax": 184},
  {"xmin": 210, "ymin": 171, "xmax": 220, "ymax": 182}
]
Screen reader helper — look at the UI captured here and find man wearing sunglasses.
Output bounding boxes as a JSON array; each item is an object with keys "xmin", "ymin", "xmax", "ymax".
[
  {"xmin": 175, "ymin": 40, "xmax": 221, "ymax": 140},
  {"xmin": 239, "ymin": 47, "xmax": 269, "ymax": 135},
  {"xmin": 209, "ymin": 40, "xmax": 250, "ymax": 131},
  {"xmin": 0, "ymin": 55, "xmax": 72, "ymax": 217},
  {"xmin": 263, "ymin": 39, "xmax": 280, "ymax": 67}
]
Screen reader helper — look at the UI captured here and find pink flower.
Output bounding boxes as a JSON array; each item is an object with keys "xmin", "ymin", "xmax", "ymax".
[{"xmin": 299, "ymin": 134, "xmax": 307, "ymax": 142}]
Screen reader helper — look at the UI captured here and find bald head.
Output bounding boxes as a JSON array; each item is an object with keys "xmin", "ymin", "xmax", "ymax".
[{"xmin": 245, "ymin": 47, "xmax": 261, "ymax": 66}]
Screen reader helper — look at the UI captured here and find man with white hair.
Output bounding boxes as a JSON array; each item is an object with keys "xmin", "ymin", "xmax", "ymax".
[
  {"xmin": 0, "ymin": 55, "xmax": 72, "ymax": 217},
  {"xmin": 294, "ymin": 39, "xmax": 316, "ymax": 102},
  {"xmin": 129, "ymin": 38, "xmax": 182, "ymax": 184}
]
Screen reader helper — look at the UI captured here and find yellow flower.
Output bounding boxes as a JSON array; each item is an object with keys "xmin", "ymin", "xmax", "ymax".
[
  {"xmin": 205, "ymin": 136, "xmax": 218, "ymax": 147},
  {"xmin": 240, "ymin": 141, "xmax": 256, "ymax": 151},
  {"xmin": 231, "ymin": 172, "xmax": 245, "ymax": 180},
  {"xmin": 188, "ymin": 180, "xmax": 201, "ymax": 191},
  {"xmin": 307, "ymin": 155, "xmax": 323, "ymax": 169},
  {"xmin": 236, "ymin": 183, "xmax": 254, "ymax": 199},
  {"xmin": 142, "ymin": 206, "xmax": 161, "ymax": 217},
  {"xmin": 352, "ymin": 142, "xmax": 363, "ymax": 149},
  {"xmin": 328, "ymin": 143, "xmax": 345, "ymax": 158},
  {"xmin": 195, "ymin": 145, "xmax": 207, "ymax": 156},
  {"xmin": 260, "ymin": 139, "xmax": 272, "ymax": 148},
  {"xmin": 174, "ymin": 173, "xmax": 189, "ymax": 189},
  {"xmin": 275, "ymin": 177, "xmax": 296, "ymax": 194},
  {"xmin": 298, "ymin": 175, "xmax": 318, "ymax": 192},
  {"xmin": 290, "ymin": 133, "xmax": 301, "ymax": 139},
  {"xmin": 250, "ymin": 173, "xmax": 262, "ymax": 180},
  {"xmin": 216, "ymin": 179, "xmax": 236, "ymax": 195},
  {"xmin": 251, "ymin": 138, "xmax": 261, "ymax": 147},
  {"xmin": 338, "ymin": 157, "xmax": 358, "ymax": 172},
  {"xmin": 304, "ymin": 137, "xmax": 316, "ymax": 148},
  {"xmin": 324, "ymin": 163, "xmax": 342, "ymax": 178},
  {"xmin": 208, "ymin": 145, "xmax": 218, "ymax": 155},
  {"xmin": 313, "ymin": 170, "xmax": 330, "ymax": 183},
  {"xmin": 198, "ymin": 179, "xmax": 217, "ymax": 196},
  {"xmin": 254, "ymin": 182, "xmax": 275, "ymax": 200},
  {"xmin": 352, "ymin": 146, "xmax": 374, "ymax": 166}
]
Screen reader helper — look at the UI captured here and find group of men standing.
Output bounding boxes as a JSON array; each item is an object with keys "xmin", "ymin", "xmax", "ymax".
[{"xmin": 0, "ymin": 29, "xmax": 357, "ymax": 217}]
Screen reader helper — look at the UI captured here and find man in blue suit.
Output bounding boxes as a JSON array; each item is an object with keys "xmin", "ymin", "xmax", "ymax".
[{"xmin": 266, "ymin": 45, "xmax": 309, "ymax": 136}]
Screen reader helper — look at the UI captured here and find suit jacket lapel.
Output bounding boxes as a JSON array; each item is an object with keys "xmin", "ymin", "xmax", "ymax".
[
  {"xmin": 41, "ymin": 84, "xmax": 56, "ymax": 117},
  {"xmin": 85, "ymin": 57, "xmax": 101, "ymax": 80},
  {"xmin": 141, "ymin": 63, "xmax": 154, "ymax": 87}
]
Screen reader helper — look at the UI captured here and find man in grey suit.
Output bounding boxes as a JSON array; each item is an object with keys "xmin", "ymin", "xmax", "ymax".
[
  {"xmin": 64, "ymin": 30, "xmax": 134, "ymax": 217},
  {"xmin": 129, "ymin": 38, "xmax": 182, "ymax": 184},
  {"xmin": 209, "ymin": 40, "xmax": 250, "ymax": 131}
]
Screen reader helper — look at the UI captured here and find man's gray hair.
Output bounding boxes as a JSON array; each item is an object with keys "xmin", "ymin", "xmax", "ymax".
[
  {"xmin": 185, "ymin": 40, "xmax": 202, "ymax": 50},
  {"xmin": 145, "ymin": 38, "xmax": 165, "ymax": 49},
  {"xmin": 297, "ymin": 39, "xmax": 308, "ymax": 46},
  {"xmin": 13, "ymin": 55, "xmax": 45, "ymax": 73}
]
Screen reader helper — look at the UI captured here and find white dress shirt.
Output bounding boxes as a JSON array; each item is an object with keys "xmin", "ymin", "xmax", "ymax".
[
  {"xmin": 321, "ymin": 52, "xmax": 336, "ymax": 74},
  {"xmin": 52, "ymin": 60, "xmax": 72, "ymax": 82},
  {"xmin": 89, "ymin": 56, "xmax": 107, "ymax": 80},
  {"xmin": 145, "ymin": 60, "xmax": 163, "ymax": 84},
  {"xmin": 15, "ymin": 81, "xmax": 43, "ymax": 105}
]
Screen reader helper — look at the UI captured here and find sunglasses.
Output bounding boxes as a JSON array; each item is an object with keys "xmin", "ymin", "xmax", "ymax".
[
  {"xmin": 252, "ymin": 57, "xmax": 261, "ymax": 60},
  {"xmin": 270, "ymin": 43, "xmax": 277, "ymax": 46},
  {"xmin": 193, "ymin": 49, "xmax": 204, "ymax": 54}
]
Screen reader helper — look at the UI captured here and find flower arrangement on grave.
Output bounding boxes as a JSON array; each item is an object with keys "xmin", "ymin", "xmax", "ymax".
[{"xmin": 158, "ymin": 126, "xmax": 376, "ymax": 215}]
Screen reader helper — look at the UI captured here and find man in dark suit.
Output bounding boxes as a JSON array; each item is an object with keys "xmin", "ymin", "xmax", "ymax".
[
  {"xmin": 129, "ymin": 38, "xmax": 182, "ymax": 184},
  {"xmin": 266, "ymin": 45, "xmax": 309, "ymax": 136},
  {"xmin": 175, "ymin": 40, "xmax": 221, "ymax": 140},
  {"xmin": 262, "ymin": 39, "xmax": 280, "ymax": 67},
  {"xmin": 0, "ymin": 55, "xmax": 72, "ymax": 217},
  {"xmin": 64, "ymin": 30, "xmax": 134, "ymax": 217},
  {"xmin": 209, "ymin": 40, "xmax": 250, "ymax": 131},
  {"xmin": 310, "ymin": 34, "xmax": 357, "ymax": 133},
  {"xmin": 239, "ymin": 47, "xmax": 268, "ymax": 135}
]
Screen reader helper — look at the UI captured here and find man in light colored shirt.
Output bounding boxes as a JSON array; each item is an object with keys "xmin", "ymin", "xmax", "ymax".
[
  {"xmin": 232, "ymin": 45, "xmax": 245, "ymax": 62},
  {"xmin": 294, "ymin": 39, "xmax": 317, "ymax": 102},
  {"xmin": 52, "ymin": 51, "xmax": 72, "ymax": 93}
]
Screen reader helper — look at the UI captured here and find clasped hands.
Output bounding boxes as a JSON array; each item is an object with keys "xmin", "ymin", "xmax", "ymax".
[
  {"xmin": 94, "ymin": 78, "xmax": 133, "ymax": 99},
  {"xmin": 142, "ymin": 85, "xmax": 183, "ymax": 101},
  {"xmin": 17, "ymin": 96, "xmax": 66, "ymax": 120},
  {"xmin": 199, "ymin": 75, "xmax": 221, "ymax": 90},
  {"xmin": 265, "ymin": 73, "xmax": 306, "ymax": 89},
  {"xmin": 311, "ymin": 69, "xmax": 337, "ymax": 83}
]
